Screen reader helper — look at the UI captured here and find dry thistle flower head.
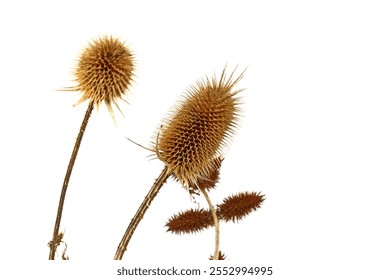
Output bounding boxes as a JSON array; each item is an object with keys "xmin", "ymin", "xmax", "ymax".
[
  {"xmin": 157, "ymin": 67, "xmax": 244, "ymax": 188},
  {"xmin": 166, "ymin": 208, "xmax": 214, "ymax": 234},
  {"xmin": 190, "ymin": 156, "xmax": 223, "ymax": 192},
  {"xmin": 69, "ymin": 35, "xmax": 135, "ymax": 117},
  {"xmin": 209, "ymin": 251, "xmax": 227, "ymax": 260},
  {"xmin": 217, "ymin": 192, "xmax": 265, "ymax": 222}
]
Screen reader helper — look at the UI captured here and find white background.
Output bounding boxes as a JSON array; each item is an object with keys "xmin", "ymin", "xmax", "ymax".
[{"xmin": 1, "ymin": 0, "xmax": 390, "ymax": 279}]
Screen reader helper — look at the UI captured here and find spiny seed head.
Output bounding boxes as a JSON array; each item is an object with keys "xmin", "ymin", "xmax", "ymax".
[
  {"xmin": 166, "ymin": 208, "xmax": 214, "ymax": 234},
  {"xmin": 209, "ymin": 251, "xmax": 227, "ymax": 260},
  {"xmin": 157, "ymin": 67, "xmax": 244, "ymax": 188},
  {"xmin": 190, "ymin": 156, "xmax": 223, "ymax": 192},
  {"xmin": 70, "ymin": 35, "xmax": 135, "ymax": 117},
  {"xmin": 217, "ymin": 192, "xmax": 265, "ymax": 223}
]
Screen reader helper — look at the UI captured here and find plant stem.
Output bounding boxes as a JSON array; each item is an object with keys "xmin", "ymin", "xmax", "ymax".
[
  {"xmin": 48, "ymin": 101, "xmax": 94, "ymax": 260},
  {"xmin": 114, "ymin": 166, "xmax": 171, "ymax": 260},
  {"xmin": 201, "ymin": 188, "xmax": 220, "ymax": 260}
]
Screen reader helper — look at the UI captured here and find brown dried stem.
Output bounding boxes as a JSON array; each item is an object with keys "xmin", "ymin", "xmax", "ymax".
[
  {"xmin": 114, "ymin": 166, "xmax": 171, "ymax": 260},
  {"xmin": 49, "ymin": 101, "xmax": 94, "ymax": 260},
  {"xmin": 200, "ymin": 188, "xmax": 220, "ymax": 260}
]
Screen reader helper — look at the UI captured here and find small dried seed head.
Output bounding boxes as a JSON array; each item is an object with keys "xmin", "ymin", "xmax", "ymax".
[
  {"xmin": 217, "ymin": 192, "xmax": 265, "ymax": 222},
  {"xmin": 166, "ymin": 208, "xmax": 214, "ymax": 234},
  {"xmin": 71, "ymin": 35, "xmax": 135, "ymax": 117},
  {"xmin": 209, "ymin": 251, "xmax": 227, "ymax": 260},
  {"xmin": 157, "ymin": 68, "xmax": 244, "ymax": 188},
  {"xmin": 190, "ymin": 156, "xmax": 223, "ymax": 192}
]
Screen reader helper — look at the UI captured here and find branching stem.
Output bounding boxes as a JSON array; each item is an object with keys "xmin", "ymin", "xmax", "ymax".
[
  {"xmin": 114, "ymin": 166, "xmax": 171, "ymax": 260},
  {"xmin": 48, "ymin": 101, "xmax": 94, "ymax": 260},
  {"xmin": 201, "ymin": 188, "xmax": 220, "ymax": 260}
]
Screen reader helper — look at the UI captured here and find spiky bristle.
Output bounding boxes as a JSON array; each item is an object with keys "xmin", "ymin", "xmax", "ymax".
[
  {"xmin": 157, "ymin": 67, "xmax": 244, "ymax": 188},
  {"xmin": 71, "ymin": 35, "xmax": 135, "ymax": 117},
  {"xmin": 191, "ymin": 156, "xmax": 223, "ymax": 191}
]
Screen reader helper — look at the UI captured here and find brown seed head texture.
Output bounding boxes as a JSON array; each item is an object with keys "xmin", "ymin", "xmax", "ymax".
[
  {"xmin": 217, "ymin": 192, "xmax": 265, "ymax": 222},
  {"xmin": 192, "ymin": 156, "xmax": 223, "ymax": 191},
  {"xmin": 166, "ymin": 208, "xmax": 214, "ymax": 234},
  {"xmin": 157, "ymin": 68, "xmax": 244, "ymax": 188},
  {"xmin": 72, "ymin": 36, "xmax": 135, "ymax": 116},
  {"xmin": 209, "ymin": 251, "xmax": 227, "ymax": 260}
]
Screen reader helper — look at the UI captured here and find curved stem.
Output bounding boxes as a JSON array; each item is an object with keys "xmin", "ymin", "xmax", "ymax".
[
  {"xmin": 48, "ymin": 101, "xmax": 94, "ymax": 260},
  {"xmin": 201, "ymin": 189, "xmax": 220, "ymax": 260},
  {"xmin": 114, "ymin": 166, "xmax": 171, "ymax": 260}
]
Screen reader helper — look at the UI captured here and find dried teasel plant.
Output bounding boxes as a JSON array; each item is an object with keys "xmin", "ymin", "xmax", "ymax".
[
  {"xmin": 49, "ymin": 35, "xmax": 135, "ymax": 260},
  {"xmin": 166, "ymin": 189, "xmax": 265, "ymax": 259},
  {"xmin": 192, "ymin": 156, "xmax": 223, "ymax": 192},
  {"xmin": 114, "ymin": 67, "xmax": 244, "ymax": 260},
  {"xmin": 70, "ymin": 35, "xmax": 135, "ymax": 119},
  {"xmin": 157, "ymin": 67, "xmax": 243, "ymax": 260},
  {"xmin": 166, "ymin": 208, "xmax": 214, "ymax": 234},
  {"xmin": 193, "ymin": 159, "xmax": 223, "ymax": 260},
  {"xmin": 165, "ymin": 155, "xmax": 265, "ymax": 260},
  {"xmin": 209, "ymin": 251, "xmax": 227, "ymax": 260},
  {"xmin": 217, "ymin": 191, "xmax": 265, "ymax": 222},
  {"xmin": 157, "ymin": 67, "xmax": 243, "ymax": 188},
  {"xmin": 166, "ymin": 156, "xmax": 224, "ymax": 258},
  {"xmin": 167, "ymin": 157, "xmax": 225, "ymax": 259},
  {"xmin": 47, "ymin": 231, "xmax": 69, "ymax": 260}
]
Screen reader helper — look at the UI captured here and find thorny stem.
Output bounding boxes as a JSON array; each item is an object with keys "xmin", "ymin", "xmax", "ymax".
[
  {"xmin": 201, "ymin": 188, "xmax": 220, "ymax": 260},
  {"xmin": 48, "ymin": 101, "xmax": 94, "ymax": 260},
  {"xmin": 114, "ymin": 166, "xmax": 171, "ymax": 260}
]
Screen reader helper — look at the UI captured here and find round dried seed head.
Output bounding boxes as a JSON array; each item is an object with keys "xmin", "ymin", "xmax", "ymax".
[
  {"xmin": 71, "ymin": 35, "xmax": 135, "ymax": 116},
  {"xmin": 157, "ymin": 67, "xmax": 244, "ymax": 188}
]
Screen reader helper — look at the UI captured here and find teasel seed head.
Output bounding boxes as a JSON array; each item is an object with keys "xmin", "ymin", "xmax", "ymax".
[
  {"xmin": 157, "ymin": 67, "xmax": 244, "ymax": 188},
  {"xmin": 190, "ymin": 156, "xmax": 223, "ymax": 192},
  {"xmin": 166, "ymin": 208, "xmax": 214, "ymax": 234},
  {"xmin": 209, "ymin": 251, "xmax": 227, "ymax": 260},
  {"xmin": 217, "ymin": 192, "xmax": 265, "ymax": 222},
  {"xmin": 69, "ymin": 35, "xmax": 135, "ymax": 118}
]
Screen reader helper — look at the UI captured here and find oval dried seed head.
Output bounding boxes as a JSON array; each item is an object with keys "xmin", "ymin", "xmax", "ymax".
[
  {"xmin": 157, "ymin": 67, "xmax": 244, "ymax": 188},
  {"xmin": 166, "ymin": 208, "xmax": 214, "ymax": 234},
  {"xmin": 217, "ymin": 191, "xmax": 265, "ymax": 223}
]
